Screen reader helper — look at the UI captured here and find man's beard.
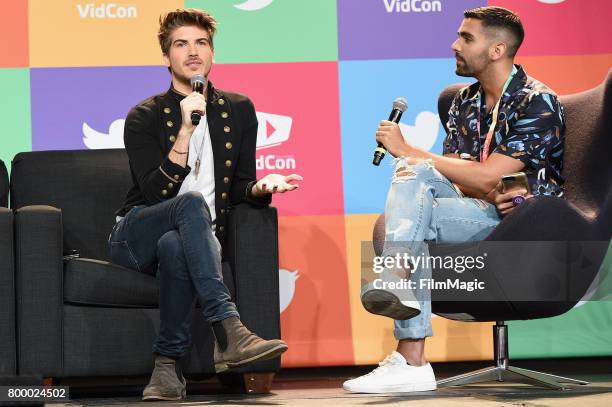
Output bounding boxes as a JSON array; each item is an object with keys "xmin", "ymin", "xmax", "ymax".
[
  {"xmin": 455, "ymin": 57, "xmax": 474, "ymax": 77},
  {"xmin": 454, "ymin": 52, "xmax": 488, "ymax": 78}
]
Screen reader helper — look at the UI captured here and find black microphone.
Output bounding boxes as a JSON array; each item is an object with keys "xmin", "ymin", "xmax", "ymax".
[
  {"xmin": 190, "ymin": 74, "xmax": 207, "ymax": 126},
  {"xmin": 373, "ymin": 97, "xmax": 408, "ymax": 166}
]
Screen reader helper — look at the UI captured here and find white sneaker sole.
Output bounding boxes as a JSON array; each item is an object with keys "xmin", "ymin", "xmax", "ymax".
[{"xmin": 343, "ymin": 381, "xmax": 436, "ymax": 393}]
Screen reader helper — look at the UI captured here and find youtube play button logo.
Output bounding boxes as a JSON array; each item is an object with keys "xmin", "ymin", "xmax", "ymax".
[{"xmin": 256, "ymin": 111, "xmax": 293, "ymax": 150}]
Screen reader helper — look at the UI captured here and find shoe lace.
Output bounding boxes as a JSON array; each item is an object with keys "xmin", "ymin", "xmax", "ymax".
[{"xmin": 363, "ymin": 354, "xmax": 396, "ymax": 377}]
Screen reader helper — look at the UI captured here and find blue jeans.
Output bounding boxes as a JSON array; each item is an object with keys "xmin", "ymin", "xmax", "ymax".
[
  {"xmin": 383, "ymin": 159, "xmax": 501, "ymax": 340},
  {"xmin": 108, "ymin": 191, "xmax": 239, "ymax": 358}
]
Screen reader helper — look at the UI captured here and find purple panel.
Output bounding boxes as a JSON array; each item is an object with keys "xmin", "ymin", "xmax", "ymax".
[
  {"xmin": 31, "ymin": 66, "xmax": 170, "ymax": 151},
  {"xmin": 338, "ymin": 0, "xmax": 486, "ymax": 60}
]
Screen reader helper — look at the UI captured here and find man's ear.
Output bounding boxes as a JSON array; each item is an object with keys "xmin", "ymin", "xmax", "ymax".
[
  {"xmin": 490, "ymin": 41, "xmax": 507, "ymax": 61},
  {"xmin": 162, "ymin": 53, "xmax": 170, "ymax": 67}
]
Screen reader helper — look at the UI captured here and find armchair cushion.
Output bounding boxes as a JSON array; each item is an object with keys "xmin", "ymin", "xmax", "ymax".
[
  {"xmin": 63, "ymin": 258, "xmax": 235, "ymax": 308},
  {"xmin": 63, "ymin": 258, "xmax": 159, "ymax": 308}
]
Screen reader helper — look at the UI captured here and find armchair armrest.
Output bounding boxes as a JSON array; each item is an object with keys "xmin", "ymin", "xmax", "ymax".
[
  {"xmin": 0, "ymin": 207, "xmax": 16, "ymax": 375},
  {"xmin": 486, "ymin": 196, "xmax": 597, "ymax": 241},
  {"xmin": 14, "ymin": 205, "xmax": 64, "ymax": 376},
  {"xmin": 225, "ymin": 203, "xmax": 280, "ymax": 372}
]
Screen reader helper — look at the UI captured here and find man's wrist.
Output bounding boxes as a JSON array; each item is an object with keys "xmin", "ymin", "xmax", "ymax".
[
  {"xmin": 398, "ymin": 143, "xmax": 413, "ymax": 158},
  {"xmin": 178, "ymin": 124, "xmax": 195, "ymax": 138},
  {"xmin": 251, "ymin": 183, "xmax": 265, "ymax": 198}
]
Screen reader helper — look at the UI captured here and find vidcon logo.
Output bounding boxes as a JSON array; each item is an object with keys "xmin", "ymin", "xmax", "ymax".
[
  {"xmin": 77, "ymin": 3, "xmax": 138, "ymax": 19},
  {"xmin": 82, "ymin": 119, "xmax": 125, "ymax": 149},
  {"xmin": 234, "ymin": 0, "xmax": 274, "ymax": 11},
  {"xmin": 255, "ymin": 112, "xmax": 296, "ymax": 171},
  {"xmin": 383, "ymin": 0, "xmax": 442, "ymax": 13},
  {"xmin": 398, "ymin": 111, "xmax": 440, "ymax": 151},
  {"xmin": 279, "ymin": 269, "xmax": 299, "ymax": 313}
]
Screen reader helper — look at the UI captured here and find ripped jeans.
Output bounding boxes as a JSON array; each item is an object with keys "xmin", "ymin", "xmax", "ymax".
[{"xmin": 383, "ymin": 158, "xmax": 500, "ymax": 339}]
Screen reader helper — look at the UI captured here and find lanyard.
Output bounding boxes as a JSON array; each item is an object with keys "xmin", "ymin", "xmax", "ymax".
[{"xmin": 477, "ymin": 65, "xmax": 517, "ymax": 162}]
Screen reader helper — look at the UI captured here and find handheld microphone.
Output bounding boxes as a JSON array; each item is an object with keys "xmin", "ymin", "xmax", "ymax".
[
  {"xmin": 373, "ymin": 97, "xmax": 408, "ymax": 166},
  {"xmin": 190, "ymin": 74, "xmax": 207, "ymax": 126}
]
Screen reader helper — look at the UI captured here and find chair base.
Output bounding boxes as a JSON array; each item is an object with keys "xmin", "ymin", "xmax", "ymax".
[
  {"xmin": 437, "ymin": 321, "xmax": 590, "ymax": 390},
  {"xmin": 437, "ymin": 364, "xmax": 589, "ymax": 390}
]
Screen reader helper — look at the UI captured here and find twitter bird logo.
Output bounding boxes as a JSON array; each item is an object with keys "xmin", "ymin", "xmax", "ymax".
[
  {"xmin": 398, "ymin": 111, "xmax": 440, "ymax": 152},
  {"xmin": 82, "ymin": 119, "xmax": 125, "ymax": 149},
  {"xmin": 279, "ymin": 269, "xmax": 299, "ymax": 313}
]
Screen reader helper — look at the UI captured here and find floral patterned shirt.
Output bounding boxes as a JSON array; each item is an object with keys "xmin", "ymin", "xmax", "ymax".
[{"xmin": 443, "ymin": 64, "xmax": 566, "ymax": 197}]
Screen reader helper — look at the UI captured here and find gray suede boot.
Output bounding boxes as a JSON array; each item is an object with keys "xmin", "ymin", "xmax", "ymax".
[
  {"xmin": 212, "ymin": 316, "xmax": 288, "ymax": 373},
  {"xmin": 142, "ymin": 355, "xmax": 186, "ymax": 401}
]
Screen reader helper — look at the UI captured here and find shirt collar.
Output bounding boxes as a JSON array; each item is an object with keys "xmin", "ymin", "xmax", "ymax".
[{"xmin": 469, "ymin": 64, "xmax": 528, "ymax": 106}]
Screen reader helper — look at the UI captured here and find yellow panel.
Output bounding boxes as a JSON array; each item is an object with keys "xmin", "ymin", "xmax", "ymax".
[{"xmin": 29, "ymin": 0, "xmax": 183, "ymax": 67}]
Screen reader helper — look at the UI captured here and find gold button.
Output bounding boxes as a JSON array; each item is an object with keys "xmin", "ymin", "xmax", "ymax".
[
  {"xmin": 219, "ymin": 226, "xmax": 225, "ymax": 232},
  {"xmin": 225, "ymin": 160, "xmax": 232, "ymax": 167},
  {"xmin": 161, "ymin": 189, "xmax": 168, "ymax": 196},
  {"xmin": 168, "ymin": 183, "xmax": 174, "ymax": 189},
  {"xmin": 166, "ymin": 121, "xmax": 173, "ymax": 128},
  {"xmin": 221, "ymin": 112, "xmax": 229, "ymax": 119},
  {"xmin": 223, "ymin": 176, "xmax": 229, "ymax": 184},
  {"xmin": 225, "ymin": 142, "xmax": 233, "ymax": 150},
  {"xmin": 169, "ymin": 135, "xmax": 176, "ymax": 142},
  {"xmin": 164, "ymin": 107, "xmax": 171, "ymax": 114},
  {"xmin": 224, "ymin": 126, "xmax": 230, "ymax": 133},
  {"xmin": 220, "ymin": 208, "xmax": 225, "ymax": 214},
  {"xmin": 218, "ymin": 98, "xmax": 225, "ymax": 105},
  {"xmin": 173, "ymin": 175, "xmax": 179, "ymax": 180},
  {"xmin": 221, "ymin": 192, "xmax": 228, "ymax": 199}
]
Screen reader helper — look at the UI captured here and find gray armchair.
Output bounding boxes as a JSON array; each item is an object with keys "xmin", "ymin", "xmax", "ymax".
[{"xmin": 10, "ymin": 149, "xmax": 282, "ymax": 391}]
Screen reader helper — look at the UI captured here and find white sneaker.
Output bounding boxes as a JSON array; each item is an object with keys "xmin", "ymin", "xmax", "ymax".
[{"xmin": 343, "ymin": 351, "xmax": 436, "ymax": 393}]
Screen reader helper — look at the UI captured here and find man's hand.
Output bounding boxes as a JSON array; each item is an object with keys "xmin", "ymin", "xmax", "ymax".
[
  {"xmin": 179, "ymin": 91, "xmax": 207, "ymax": 133},
  {"xmin": 252, "ymin": 173, "xmax": 303, "ymax": 197},
  {"xmin": 488, "ymin": 181, "xmax": 531, "ymax": 216},
  {"xmin": 375, "ymin": 120, "xmax": 412, "ymax": 158}
]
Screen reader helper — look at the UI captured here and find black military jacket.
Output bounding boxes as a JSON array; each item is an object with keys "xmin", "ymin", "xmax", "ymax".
[{"xmin": 116, "ymin": 81, "xmax": 270, "ymax": 241}]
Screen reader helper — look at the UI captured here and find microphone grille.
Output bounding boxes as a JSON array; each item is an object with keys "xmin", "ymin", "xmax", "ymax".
[
  {"xmin": 190, "ymin": 74, "xmax": 206, "ymax": 86},
  {"xmin": 393, "ymin": 97, "xmax": 408, "ymax": 112}
]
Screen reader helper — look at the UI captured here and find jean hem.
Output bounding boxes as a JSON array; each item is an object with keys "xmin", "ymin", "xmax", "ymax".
[
  {"xmin": 151, "ymin": 347, "xmax": 184, "ymax": 360},
  {"xmin": 206, "ymin": 310, "xmax": 240, "ymax": 323},
  {"xmin": 394, "ymin": 326, "xmax": 433, "ymax": 340}
]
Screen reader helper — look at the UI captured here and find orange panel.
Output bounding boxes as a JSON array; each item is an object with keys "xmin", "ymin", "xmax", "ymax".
[
  {"xmin": 344, "ymin": 214, "xmax": 493, "ymax": 364},
  {"xmin": 517, "ymin": 54, "xmax": 612, "ymax": 95},
  {"xmin": 278, "ymin": 215, "xmax": 354, "ymax": 367},
  {"xmin": 1, "ymin": 0, "xmax": 28, "ymax": 67}
]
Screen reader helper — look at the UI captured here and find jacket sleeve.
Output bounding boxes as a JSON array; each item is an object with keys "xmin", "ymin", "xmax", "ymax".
[
  {"xmin": 123, "ymin": 103, "xmax": 190, "ymax": 205},
  {"xmin": 230, "ymin": 97, "xmax": 271, "ymax": 207}
]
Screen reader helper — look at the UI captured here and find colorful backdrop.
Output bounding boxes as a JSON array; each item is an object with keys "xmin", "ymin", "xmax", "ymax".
[{"xmin": 2, "ymin": 0, "xmax": 611, "ymax": 367}]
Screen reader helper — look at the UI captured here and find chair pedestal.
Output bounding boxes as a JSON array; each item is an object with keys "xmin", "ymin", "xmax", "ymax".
[{"xmin": 437, "ymin": 321, "xmax": 589, "ymax": 390}]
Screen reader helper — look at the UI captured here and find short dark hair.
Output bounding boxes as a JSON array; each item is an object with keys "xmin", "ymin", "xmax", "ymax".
[
  {"xmin": 158, "ymin": 8, "xmax": 217, "ymax": 55},
  {"xmin": 464, "ymin": 6, "xmax": 524, "ymax": 57}
]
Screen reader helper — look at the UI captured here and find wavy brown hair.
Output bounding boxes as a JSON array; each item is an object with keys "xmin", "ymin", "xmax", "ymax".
[{"xmin": 158, "ymin": 8, "xmax": 217, "ymax": 55}]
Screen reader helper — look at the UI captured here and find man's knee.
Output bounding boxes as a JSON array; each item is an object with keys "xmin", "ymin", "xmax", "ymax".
[
  {"xmin": 392, "ymin": 159, "xmax": 436, "ymax": 183},
  {"xmin": 176, "ymin": 191, "xmax": 212, "ymax": 221},
  {"xmin": 157, "ymin": 231, "xmax": 183, "ymax": 260}
]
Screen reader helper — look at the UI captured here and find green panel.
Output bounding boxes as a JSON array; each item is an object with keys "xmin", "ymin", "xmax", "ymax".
[
  {"xmin": 509, "ymin": 242, "xmax": 612, "ymax": 358},
  {"xmin": 186, "ymin": 0, "xmax": 338, "ymax": 63},
  {"xmin": 0, "ymin": 68, "xmax": 31, "ymax": 173}
]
